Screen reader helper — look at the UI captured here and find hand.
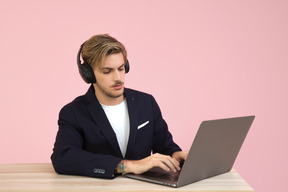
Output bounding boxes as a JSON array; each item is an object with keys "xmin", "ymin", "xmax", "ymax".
[
  {"xmin": 172, "ymin": 151, "xmax": 188, "ymax": 163},
  {"xmin": 119, "ymin": 153, "xmax": 181, "ymax": 175}
]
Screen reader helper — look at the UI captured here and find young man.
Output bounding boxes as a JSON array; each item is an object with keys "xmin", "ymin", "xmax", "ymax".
[{"xmin": 51, "ymin": 34, "xmax": 187, "ymax": 178}]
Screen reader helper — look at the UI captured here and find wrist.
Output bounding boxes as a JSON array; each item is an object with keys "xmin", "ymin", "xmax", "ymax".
[
  {"xmin": 116, "ymin": 160, "xmax": 136, "ymax": 174},
  {"xmin": 172, "ymin": 151, "xmax": 179, "ymax": 158},
  {"xmin": 172, "ymin": 151, "xmax": 182, "ymax": 162},
  {"xmin": 116, "ymin": 160, "xmax": 127, "ymax": 174}
]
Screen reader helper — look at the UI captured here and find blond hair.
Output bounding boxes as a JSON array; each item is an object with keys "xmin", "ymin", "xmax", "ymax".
[{"xmin": 81, "ymin": 34, "xmax": 127, "ymax": 70}]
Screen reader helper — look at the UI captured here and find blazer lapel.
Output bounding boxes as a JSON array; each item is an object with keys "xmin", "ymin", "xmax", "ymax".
[
  {"xmin": 125, "ymin": 89, "xmax": 139, "ymax": 158},
  {"xmin": 85, "ymin": 85, "xmax": 123, "ymax": 158}
]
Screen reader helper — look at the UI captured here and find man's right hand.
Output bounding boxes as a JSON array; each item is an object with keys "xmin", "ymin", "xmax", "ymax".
[{"xmin": 117, "ymin": 153, "xmax": 181, "ymax": 175}]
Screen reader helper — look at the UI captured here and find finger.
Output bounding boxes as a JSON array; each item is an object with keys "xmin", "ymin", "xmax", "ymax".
[
  {"xmin": 172, "ymin": 158, "xmax": 181, "ymax": 171},
  {"xmin": 171, "ymin": 157, "xmax": 181, "ymax": 171},
  {"xmin": 160, "ymin": 156, "xmax": 179, "ymax": 172},
  {"xmin": 157, "ymin": 161, "xmax": 171, "ymax": 172},
  {"xmin": 151, "ymin": 154, "xmax": 175, "ymax": 172},
  {"xmin": 152, "ymin": 154, "xmax": 180, "ymax": 172}
]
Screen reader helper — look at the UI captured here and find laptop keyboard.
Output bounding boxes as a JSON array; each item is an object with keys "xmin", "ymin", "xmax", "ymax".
[
  {"xmin": 142, "ymin": 170, "xmax": 180, "ymax": 181},
  {"xmin": 159, "ymin": 171, "xmax": 180, "ymax": 181}
]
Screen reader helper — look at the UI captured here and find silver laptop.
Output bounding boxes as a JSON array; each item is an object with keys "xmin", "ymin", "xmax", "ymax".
[{"xmin": 124, "ymin": 116, "xmax": 255, "ymax": 188}]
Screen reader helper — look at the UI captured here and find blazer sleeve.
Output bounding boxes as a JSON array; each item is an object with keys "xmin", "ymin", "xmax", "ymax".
[
  {"xmin": 51, "ymin": 106, "xmax": 122, "ymax": 179},
  {"xmin": 151, "ymin": 96, "xmax": 182, "ymax": 155}
]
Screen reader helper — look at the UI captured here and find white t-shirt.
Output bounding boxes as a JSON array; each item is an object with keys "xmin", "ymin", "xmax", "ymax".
[{"xmin": 101, "ymin": 99, "xmax": 130, "ymax": 157}]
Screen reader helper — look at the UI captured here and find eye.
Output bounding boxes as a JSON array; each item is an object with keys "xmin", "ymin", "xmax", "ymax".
[
  {"xmin": 103, "ymin": 70, "xmax": 111, "ymax": 74},
  {"xmin": 118, "ymin": 66, "xmax": 125, "ymax": 71}
]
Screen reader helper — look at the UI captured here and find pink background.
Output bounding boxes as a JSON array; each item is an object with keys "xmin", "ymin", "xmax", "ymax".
[{"xmin": 1, "ymin": 0, "xmax": 287, "ymax": 191}]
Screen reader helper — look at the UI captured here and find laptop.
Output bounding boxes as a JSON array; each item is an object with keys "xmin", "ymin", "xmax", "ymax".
[{"xmin": 124, "ymin": 116, "xmax": 255, "ymax": 188}]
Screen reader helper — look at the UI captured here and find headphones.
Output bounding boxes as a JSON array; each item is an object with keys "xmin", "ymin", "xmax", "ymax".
[{"xmin": 77, "ymin": 42, "xmax": 130, "ymax": 84}]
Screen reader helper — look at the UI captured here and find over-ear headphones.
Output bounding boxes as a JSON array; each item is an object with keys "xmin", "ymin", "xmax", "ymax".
[{"xmin": 77, "ymin": 42, "xmax": 130, "ymax": 84}]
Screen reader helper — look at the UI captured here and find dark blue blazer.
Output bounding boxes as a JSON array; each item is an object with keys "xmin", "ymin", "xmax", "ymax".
[{"xmin": 51, "ymin": 85, "xmax": 181, "ymax": 178}]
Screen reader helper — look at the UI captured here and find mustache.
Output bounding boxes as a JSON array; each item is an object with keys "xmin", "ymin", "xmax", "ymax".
[{"xmin": 112, "ymin": 81, "xmax": 124, "ymax": 87}]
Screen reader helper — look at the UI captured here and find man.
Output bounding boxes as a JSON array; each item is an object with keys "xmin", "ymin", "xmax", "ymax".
[{"xmin": 51, "ymin": 34, "xmax": 187, "ymax": 178}]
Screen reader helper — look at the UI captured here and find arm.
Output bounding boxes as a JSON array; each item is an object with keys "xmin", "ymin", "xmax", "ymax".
[
  {"xmin": 115, "ymin": 96, "xmax": 186, "ymax": 175},
  {"xmin": 116, "ymin": 153, "xmax": 180, "ymax": 174},
  {"xmin": 151, "ymin": 96, "xmax": 182, "ymax": 156},
  {"xmin": 115, "ymin": 151, "xmax": 188, "ymax": 175},
  {"xmin": 51, "ymin": 107, "xmax": 122, "ymax": 179}
]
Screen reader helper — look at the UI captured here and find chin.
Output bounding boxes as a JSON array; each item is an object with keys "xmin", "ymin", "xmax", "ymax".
[{"xmin": 110, "ymin": 90, "xmax": 124, "ymax": 98}]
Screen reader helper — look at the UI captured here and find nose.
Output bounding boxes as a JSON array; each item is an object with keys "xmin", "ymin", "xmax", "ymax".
[{"xmin": 113, "ymin": 70, "xmax": 121, "ymax": 81}]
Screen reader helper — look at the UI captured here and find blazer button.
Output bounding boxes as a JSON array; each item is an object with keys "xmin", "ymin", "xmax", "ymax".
[{"xmin": 93, "ymin": 168, "xmax": 105, "ymax": 174}]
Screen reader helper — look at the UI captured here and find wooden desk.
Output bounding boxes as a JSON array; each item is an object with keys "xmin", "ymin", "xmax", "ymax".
[{"xmin": 0, "ymin": 163, "xmax": 254, "ymax": 192}]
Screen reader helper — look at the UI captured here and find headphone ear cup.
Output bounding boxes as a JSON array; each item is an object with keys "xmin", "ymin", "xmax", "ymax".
[
  {"xmin": 78, "ymin": 62, "xmax": 96, "ymax": 83},
  {"xmin": 125, "ymin": 60, "xmax": 130, "ymax": 74}
]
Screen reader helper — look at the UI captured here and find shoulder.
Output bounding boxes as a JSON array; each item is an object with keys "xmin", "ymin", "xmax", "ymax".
[
  {"xmin": 124, "ymin": 88, "xmax": 159, "ymax": 109},
  {"xmin": 124, "ymin": 88, "xmax": 156, "ymax": 102},
  {"xmin": 125, "ymin": 88, "xmax": 152, "ymax": 97},
  {"xmin": 58, "ymin": 94, "xmax": 89, "ymax": 119},
  {"xmin": 59, "ymin": 86, "xmax": 95, "ymax": 116}
]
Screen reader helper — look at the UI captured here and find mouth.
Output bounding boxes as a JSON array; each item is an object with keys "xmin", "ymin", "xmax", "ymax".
[{"xmin": 112, "ymin": 83, "xmax": 124, "ymax": 90}]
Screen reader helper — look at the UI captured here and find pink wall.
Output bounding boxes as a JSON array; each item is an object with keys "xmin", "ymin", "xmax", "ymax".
[{"xmin": 1, "ymin": 0, "xmax": 287, "ymax": 191}]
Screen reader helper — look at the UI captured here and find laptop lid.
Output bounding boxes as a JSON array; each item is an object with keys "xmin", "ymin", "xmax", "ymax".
[{"xmin": 125, "ymin": 116, "xmax": 255, "ymax": 188}]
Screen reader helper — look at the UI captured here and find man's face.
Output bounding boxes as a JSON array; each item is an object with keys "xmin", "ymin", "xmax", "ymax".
[{"xmin": 93, "ymin": 53, "xmax": 126, "ymax": 100}]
